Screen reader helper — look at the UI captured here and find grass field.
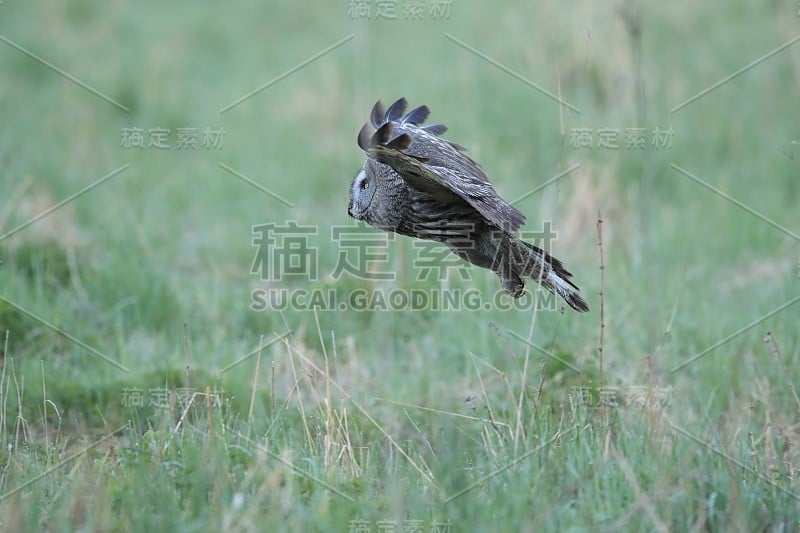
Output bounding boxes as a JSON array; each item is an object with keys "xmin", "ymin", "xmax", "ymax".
[{"xmin": 1, "ymin": 1, "xmax": 799, "ymax": 531}]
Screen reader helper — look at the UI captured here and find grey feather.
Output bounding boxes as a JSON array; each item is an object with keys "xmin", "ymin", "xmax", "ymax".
[
  {"xmin": 422, "ymin": 123, "xmax": 448, "ymax": 135},
  {"xmin": 385, "ymin": 98, "xmax": 407, "ymax": 122},
  {"xmin": 370, "ymin": 100, "xmax": 385, "ymax": 129},
  {"xmin": 402, "ymin": 105, "xmax": 430, "ymax": 125}
]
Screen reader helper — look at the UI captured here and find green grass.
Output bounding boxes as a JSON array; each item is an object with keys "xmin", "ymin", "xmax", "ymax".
[{"xmin": 1, "ymin": 1, "xmax": 799, "ymax": 530}]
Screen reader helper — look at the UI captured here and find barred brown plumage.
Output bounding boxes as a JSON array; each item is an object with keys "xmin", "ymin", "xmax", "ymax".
[{"xmin": 348, "ymin": 98, "xmax": 589, "ymax": 313}]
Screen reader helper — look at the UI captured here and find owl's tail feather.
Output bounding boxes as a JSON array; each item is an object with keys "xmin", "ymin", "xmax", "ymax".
[
  {"xmin": 541, "ymin": 268, "xmax": 590, "ymax": 313},
  {"xmin": 513, "ymin": 240, "xmax": 590, "ymax": 313}
]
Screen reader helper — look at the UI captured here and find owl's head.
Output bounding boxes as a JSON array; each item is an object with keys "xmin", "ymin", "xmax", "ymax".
[
  {"xmin": 347, "ymin": 159, "xmax": 407, "ymax": 231},
  {"xmin": 347, "ymin": 162, "xmax": 376, "ymax": 220}
]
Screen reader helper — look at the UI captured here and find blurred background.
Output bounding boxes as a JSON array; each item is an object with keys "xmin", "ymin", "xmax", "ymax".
[{"xmin": 0, "ymin": 0, "xmax": 798, "ymax": 529}]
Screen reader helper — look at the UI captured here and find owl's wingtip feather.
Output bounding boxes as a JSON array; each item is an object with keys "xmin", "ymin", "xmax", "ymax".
[
  {"xmin": 385, "ymin": 98, "xmax": 408, "ymax": 122},
  {"xmin": 370, "ymin": 100, "xmax": 386, "ymax": 129},
  {"xmin": 357, "ymin": 123, "xmax": 373, "ymax": 151}
]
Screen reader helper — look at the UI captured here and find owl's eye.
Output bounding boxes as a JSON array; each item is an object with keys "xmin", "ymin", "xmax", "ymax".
[{"xmin": 360, "ymin": 178, "xmax": 369, "ymax": 190}]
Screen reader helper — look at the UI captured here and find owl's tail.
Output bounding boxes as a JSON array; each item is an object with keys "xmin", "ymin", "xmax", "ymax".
[{"xmin": 509, "ymin": 239, "xmax": 590, "ymax": 313}]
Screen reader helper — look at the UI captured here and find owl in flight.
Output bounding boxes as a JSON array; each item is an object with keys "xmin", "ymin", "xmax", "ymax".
[{"xmin": 348, "ymin": 98, "xmax": 589, "ymax": 312}]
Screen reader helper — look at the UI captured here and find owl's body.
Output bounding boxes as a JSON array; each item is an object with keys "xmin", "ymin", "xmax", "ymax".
[{"xmin": 348, "ymin": 98, "xmax": 589, "ymax": 312}]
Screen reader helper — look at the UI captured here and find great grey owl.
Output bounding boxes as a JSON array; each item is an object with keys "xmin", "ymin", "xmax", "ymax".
[{"xmin": 348, "ymin": 98, "xmax": 589, "ymax": 312}]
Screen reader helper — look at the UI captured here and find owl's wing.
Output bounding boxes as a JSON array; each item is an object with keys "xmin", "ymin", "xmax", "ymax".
[{"xmin": 358, "ymin": 98, "xmax": 526, "ymax": 233}]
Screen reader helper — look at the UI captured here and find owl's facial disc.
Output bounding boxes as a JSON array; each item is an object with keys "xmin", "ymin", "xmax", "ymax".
[
  {"xmin": 354, "ymin": 169, "xmax": 369, "ymax": 191},
  {"xmin": 347, "ymin": 167, "xmax": 375, "ymax": 219}
]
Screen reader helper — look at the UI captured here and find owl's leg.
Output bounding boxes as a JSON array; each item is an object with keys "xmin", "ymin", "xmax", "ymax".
[
  {"xmin": 484, "ymin": 235, "xmax": 528, "ymax": 299},
  {"xmin": 445, "ymin": 233, "xmax": 529, "ymax": 298},
  {"xmin": 447, "ymin": 241, "xmax": 526, "ymax": 298},
  {"xmin": 498, "ymin": 271, "xmax": 525, "ymax": 298}
]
